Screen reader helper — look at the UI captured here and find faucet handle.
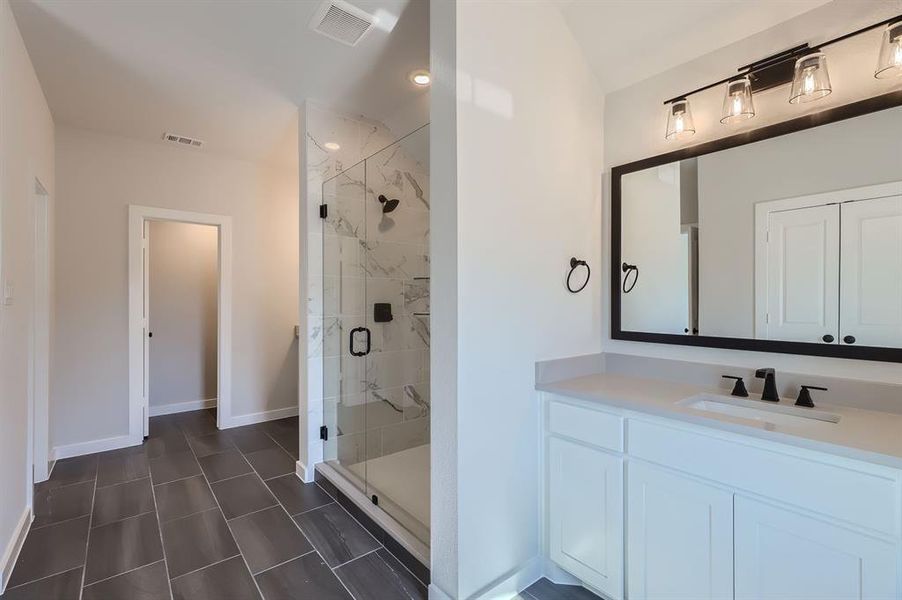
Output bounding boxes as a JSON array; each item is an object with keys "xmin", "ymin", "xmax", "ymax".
[
  {"xmin": 796, "ymin": 385, "xmax": 827, "ymax": 408},
  {"xmin": 722, "ymin": 375, "xmax": 749, "ymax": 397},
  {"xmin": 755, "ymin": 368, "xmax": 775, "ymax": 379}
]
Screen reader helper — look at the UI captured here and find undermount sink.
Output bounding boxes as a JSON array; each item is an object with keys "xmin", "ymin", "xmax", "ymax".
[{"xmin": 678, "ymin": 393, "xmax": 841, "ymax": 427}]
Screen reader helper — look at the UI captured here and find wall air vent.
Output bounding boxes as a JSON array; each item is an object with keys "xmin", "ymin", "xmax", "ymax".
[
  {"xmin": 162, "ymin": 132, "xmax": 204, "ymax": 149},
  {"xmin": 309, "ymin": 0, "xmax": 376, "ymax": 47}
]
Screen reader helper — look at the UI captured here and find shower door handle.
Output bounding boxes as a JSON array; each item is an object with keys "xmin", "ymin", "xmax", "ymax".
[{"xmin": 349, "ymin": 327, "xmax": 371, "ymax": 357}]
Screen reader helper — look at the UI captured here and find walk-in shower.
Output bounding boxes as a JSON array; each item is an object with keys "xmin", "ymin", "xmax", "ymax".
[{"xmin": 319, "ymin": 124, "xmax": 430, "ymax": 549}]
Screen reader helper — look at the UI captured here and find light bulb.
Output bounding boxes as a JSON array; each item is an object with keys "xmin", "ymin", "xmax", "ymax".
[
  {"xmin": 665, "ymin": 99, "xmax": 695, "ymax": 140},
  {"xmin": 720, "ymin": 78, "xmax": 754, "ymax": 124},
  {"xmin": 875, "ymin": 21, "xmax": 902, "ymax": 78},
  {"xmin": 789, "ymin": 53, "xmax": 831, "ymax": 104}
]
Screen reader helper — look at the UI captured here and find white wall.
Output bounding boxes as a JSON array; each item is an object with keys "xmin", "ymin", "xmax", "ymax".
[
  {"xmin": 53, "ymin": 126, "xmax": 298, "ymax": 449},
  {"xmin": 0, "ymin": 0, "xmax": 54, "ymax": 587},
  {"xmin": 148, "ymin": 221, "xmax": 218, "ymax": 410},
  {"xmin": 430, "ymin": 0, "xmax": 605, "ymax": 596},
  {"xmin": 603, "ymin": 1, "xmax": 902, "ymax": 384},
  {"xmin": 696, "ymin": 106, "xmax": 902, "ymax": 338},
  {"xmin": 621, "ymin": 164, "xmax": 688, "ymax": 334}
]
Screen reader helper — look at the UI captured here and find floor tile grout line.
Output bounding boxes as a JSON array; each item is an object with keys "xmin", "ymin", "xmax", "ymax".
[
  {"xmin": 330, "ymin": 546, "xmax": 382, "ymax": 571},
  {"xmin": 2, "ymin": 564, "xmax": 85, "ymax": 592},
  {"xmin": 95, "ymin": 471, "xmax": 151, "ymax": 490},
  {"xmin": 147, "ymin": 458, "xmax": 176, "ymax": 600},
  {"xmin": 80, "ymin": 559, "xmax": 166, "ymax": 590},
  {"xmin": 76, "ymin": 456, "xmax": 99, "ymax": 599},
  {"xmin": 288, "ymin": 500, "xmax": 336, "ymax": 518},
  {"xmin": 33, "ymin": 476, "xmax": 96, "ymax": 493},
  {"xmin": 166, "ymin": 552, "xmax": 241, "ymax": 583},
  {"xmin": 250, "ymin": 549, "xmax": 317, "ymax": 578},
  {"xmin": 185, "ymin": 423, "xmax": 267, "ymax": 599},
  {"xmin": 91, "ymin": 508, "xmax": 157, "ymax": 530},
  {"xmin": 29, "ymin": 511, "xmax": 92, "ymax": 532},
  {"xmin": 224, "ymin": 502, "xmax": 280, "ymax": 523},
  {"xmin": 157, "ymin": 504, "xmax": 221, "ymax": 526}
]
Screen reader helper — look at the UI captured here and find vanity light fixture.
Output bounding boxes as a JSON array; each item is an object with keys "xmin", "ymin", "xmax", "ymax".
[
  {"xmin": 324, "ymin": 142, "xmax": 340, "ymax": 151},
  {"xmin": 789, "ymin": 52, "xmax": 831, "ymax": 104},
  {"xmin": 409, "ymin": 69, "xmax": 431, "ymax": 87},
  {"xmin": 665, "ymin": 98, "xmax": 695, "ymax": 141},
  {"xmin": 875, "ymin": 19, "xmax": 902, "ymax": 78},
  {"xmin": 660, "ymin": 14, "xmax": 901, "ymax": 141},
  {"xmin": 720, "ymin": 77, "xmax": 755, "ymax": 124}
]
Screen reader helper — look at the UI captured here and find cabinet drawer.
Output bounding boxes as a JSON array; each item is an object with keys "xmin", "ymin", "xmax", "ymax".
[
  {"xmin": 629, "ymin": 419, "xmax": 900, "ymax": 536},
  {"xmin": 547, "ymin": 398, "xmax": 623, "ymax": 452}
]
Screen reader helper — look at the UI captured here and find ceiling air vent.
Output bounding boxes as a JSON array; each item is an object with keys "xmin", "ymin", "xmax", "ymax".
[
  {"xmin": 162, "ymin": 132, "xmax": 204, "ymax": 149},
  {"xmin": 309, "ymin": 0, "xmax": 376, "ymax": 47}
]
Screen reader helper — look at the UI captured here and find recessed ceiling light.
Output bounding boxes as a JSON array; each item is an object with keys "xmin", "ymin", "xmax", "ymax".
[
  {"xmin": 324, "ymin": 142, "xmax": 340, "ymax": 151},
  {"xmin": 410, "ymin": 69, "xmax": 431, "ymax": 87}
]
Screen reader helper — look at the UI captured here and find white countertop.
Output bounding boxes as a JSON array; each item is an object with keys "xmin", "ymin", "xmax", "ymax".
[{"xmin": 538, "ymin": 373, "xmax": 902, "ymax": 470}]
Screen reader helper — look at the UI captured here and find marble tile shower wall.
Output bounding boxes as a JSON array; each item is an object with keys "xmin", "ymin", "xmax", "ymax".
[{"xmin": 306, "ymin": 103, "xmax": 429, "ymax": 470}]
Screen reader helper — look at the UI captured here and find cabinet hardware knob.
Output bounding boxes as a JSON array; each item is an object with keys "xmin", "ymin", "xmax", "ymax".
[
  {"xmin": 843, "ymin": 335, "xmax": 856, "ymax": 344},
  {"xmin": 822, "ymin": 334, "xmax": 834, "ymax": 343}
]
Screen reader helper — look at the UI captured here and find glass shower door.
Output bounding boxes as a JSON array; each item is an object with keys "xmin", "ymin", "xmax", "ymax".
[
  {"xmin": 362, "ymin": 125, "xmax": 431, "ymax": 544},
  {"xmin": 321, "ymin": 125, "xmax": 431, "ymax": 546},
  {"xmin": 321, "ymin": 162, "xmax": 369, "ymax": 496}
]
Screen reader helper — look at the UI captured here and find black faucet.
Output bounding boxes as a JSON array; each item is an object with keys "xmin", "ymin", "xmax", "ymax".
[{"xmin": 755, "ymin": 368, "xmax": 780, "ymax": 402}]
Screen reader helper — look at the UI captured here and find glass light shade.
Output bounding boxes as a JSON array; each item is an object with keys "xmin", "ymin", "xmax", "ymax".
[
  {"xmin": 665, "ymin": 99, "xmax": 695, "ymax": 140},
  {"xmin": 789, "ymin": 52, "xmax": 832, "ymax": 104},
  {"xmin": 875, "ymin": 21, "xmax": 902, "ymax": 79},
  {"xmin": 720, "ymin": 77, "xmax": 755, "ymax": 124}
]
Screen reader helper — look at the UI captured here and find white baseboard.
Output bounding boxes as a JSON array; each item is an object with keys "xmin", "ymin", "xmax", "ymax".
[
  {"xmin": 471, "ymin": 556, "xmax": 543, "ymax": 600},
  {"xmin": 296, "ymin": 460, "xmax": 315, "ymax": 483},
  {"xmin": 51, "ymin": 433, "xmax": 143, "ymax": 461},
  {"xmin": 149, "ymin": 398, "xmax": 217, "ymax": 417},
  {"xmin": 0, "ymin": 507, "xmax": 32, "ymax": 594},
  {"xmin": 223, "ymin": 405, "xmax": 298, "ymax": 429},
  {"xmin": 428, "ymin": 583, "xmax": 453, "ymax": 600}
]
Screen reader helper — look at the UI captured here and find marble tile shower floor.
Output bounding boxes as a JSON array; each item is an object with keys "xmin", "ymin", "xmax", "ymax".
[{"xmin": 2, "ymin": 410, "xmax": 427, "ymax": 600}]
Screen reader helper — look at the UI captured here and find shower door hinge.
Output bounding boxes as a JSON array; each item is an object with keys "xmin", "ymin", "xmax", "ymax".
[
  {"xmin": 319, "ymin": 204, "xmax": 328, "ymax": 219},
  {"xmin": 319, "ymin": 425, "xmax": 328, "ymax": 441}
]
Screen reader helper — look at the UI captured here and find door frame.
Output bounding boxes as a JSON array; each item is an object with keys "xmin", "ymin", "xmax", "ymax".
[
  {"xmin": 753, "ymin": 180, "xmax": 902, "ymax": 339},
  {"xmin": 128, "ymin": 206, "xmax": 233, "ymax": 435}
]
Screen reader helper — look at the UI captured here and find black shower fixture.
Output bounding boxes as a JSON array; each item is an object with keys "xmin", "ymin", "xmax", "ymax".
[{"xmin": 378, "ymin": 194, "xmax": 400, "ymax": 213}]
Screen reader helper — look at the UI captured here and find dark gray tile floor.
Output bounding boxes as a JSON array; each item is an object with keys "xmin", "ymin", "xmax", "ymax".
[{"xmin": 2, "ymin": 409, "xmax": 429, "ymax": 600}]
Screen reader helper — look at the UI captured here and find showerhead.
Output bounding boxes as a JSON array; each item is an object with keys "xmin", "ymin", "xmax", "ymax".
[{"xmin": 378, "ymin": 194, "xmax": 400, "ymax": 213}]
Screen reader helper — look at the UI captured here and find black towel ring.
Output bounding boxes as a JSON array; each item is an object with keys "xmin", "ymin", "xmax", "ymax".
[
  {"xmin": 567, "ymin": 258, "xmax": 590, "ymax": 293},
  {"xmin": 622, "ymin": 262, "xmax": 639, "ymax": 294}
]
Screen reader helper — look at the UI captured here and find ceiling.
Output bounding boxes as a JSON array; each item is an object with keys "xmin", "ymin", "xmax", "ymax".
[
  {"xmin": 11, "ymin": 0, "xmax": 429, "ymax": 165},
  {"xmin": 556, "ymin": 0, "xmax": 833, "ymax": 93}
]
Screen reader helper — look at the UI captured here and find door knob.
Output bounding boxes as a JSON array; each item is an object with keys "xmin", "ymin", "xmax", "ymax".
[
  {"xmin": 148, "ymin": 331, "xmax": 153, "ymax": 338},
  {"xmin": 843, "ymin": 335, "xmax": 856, "ymax": 344},
  {"xmin": 822, "ymin": 334, "xmax": 834, "ymax": 343}
]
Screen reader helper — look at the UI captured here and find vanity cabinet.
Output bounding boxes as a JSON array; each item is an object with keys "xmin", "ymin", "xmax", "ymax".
[
  {"xmin": 734, "ymin": 496, "xmax": 898, "ymax": 600},
  {"xmin": 542, "ymin": 394, "xmax": 902, "ymax": 600},
  {"xmin": 548, "ymin": 437, "xmax": 623, "ymax": 599},
  {"xmin": 627, "ymin": 461, "xmax": 733, "ymax": 600}
]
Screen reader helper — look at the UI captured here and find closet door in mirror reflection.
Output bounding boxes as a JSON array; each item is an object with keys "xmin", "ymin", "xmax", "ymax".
[
  {"xmin": 764, "ymin": 204, "xmax": 839, "ymax": 343},
  {"xmin": 840, "ymin": 195, "xmax": 902, "ymax": 348}
]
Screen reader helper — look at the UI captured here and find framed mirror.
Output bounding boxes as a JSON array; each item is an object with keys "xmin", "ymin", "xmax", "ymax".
[{"xmin": 611, "ymin": 91, "xmax": 902, "ymax": 362}]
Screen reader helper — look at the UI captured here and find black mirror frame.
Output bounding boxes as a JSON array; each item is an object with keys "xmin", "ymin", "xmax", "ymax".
[{"xmin": 611, "ymin": 89, "xmax": 902, "ymax": 363}]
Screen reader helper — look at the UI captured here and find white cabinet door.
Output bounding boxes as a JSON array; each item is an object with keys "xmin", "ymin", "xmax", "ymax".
[
  {"xmin": 735, "ymin": 496, "xmax": 899, "ymax": 600},
  {"xmin": 627, "ymin": 461, "xmax": 733, "ymax": 600},
  {"xmin": 840, "ymin": 195, "xmax": 902, "ymax": 348},
  {"xmin": 765, "ymin": 204, "xmax": 840, "ymax": 343},
  {"xmin": 548, "ymin": 437, "xmax": 623, "ymax": 599}
]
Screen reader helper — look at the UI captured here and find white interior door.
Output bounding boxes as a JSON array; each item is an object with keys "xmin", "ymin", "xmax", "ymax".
[
  {"xmin": 765, "ymin": 204, "xmax": 840, "ymax": 343},
  {"xmin": 840, "ymin": 195, "xmax": 902, "ymax": 348},
  {"xmin": 31, "ymin": 184, "xmax": 51, "ymax": 483},
  {"xmin": 142, "ymin": 220, "xmax": 150, "ymax": 436}
]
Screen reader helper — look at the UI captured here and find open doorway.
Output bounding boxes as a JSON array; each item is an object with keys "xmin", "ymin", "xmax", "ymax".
[
  {"xmin": 147, "ymin": 220, "xmax": 218, "ymax": 419},
  {"xmin": 129, "ymin": 206, "xmax": 232, "ymax": 438}
]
